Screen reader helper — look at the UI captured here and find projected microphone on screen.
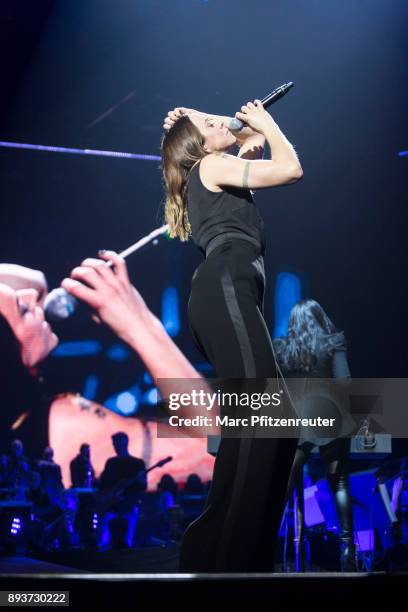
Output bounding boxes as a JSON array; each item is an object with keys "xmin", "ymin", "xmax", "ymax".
[{"xmin": 44, "ymin": 224, "xmax": 169, "ymax": 321}]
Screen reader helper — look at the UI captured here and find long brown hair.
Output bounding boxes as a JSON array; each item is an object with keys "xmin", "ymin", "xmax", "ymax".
[
  {"xmin": 273, "ymin": 299, "xmax": 346, "ymax": 373},
  {"xmin": 161, "ymin": 115, "xmax": 208, "ymax": 241}
]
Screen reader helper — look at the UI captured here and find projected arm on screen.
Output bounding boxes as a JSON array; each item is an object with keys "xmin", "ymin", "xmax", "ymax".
[
  {"xmin": 0, "ymin": 282, "xmax": 58, "ymax": 368},
  {"xmin": 61, "ymin": 252, "xmax": 220, "ymax": 437},
  {"xmin": 0, "ymin": 264, "xmax": 48, "ymax": 304}
]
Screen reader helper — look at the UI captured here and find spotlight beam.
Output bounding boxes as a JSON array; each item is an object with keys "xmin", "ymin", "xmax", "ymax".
[{"xmin": 0, "ymin": 141, "xmax": 161, "ymax": 161}]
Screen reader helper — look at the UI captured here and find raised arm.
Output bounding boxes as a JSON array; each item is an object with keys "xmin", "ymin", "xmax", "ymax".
[
  {"xmin": 0, "ymin": 264, "xmax": 48, "ymax": 304},
  {"xmin": 163, "ymin": 106, "xmax": 265, "ymax": 160},
  {"xmin": 200, "ymin": 100, "xmax": 303, "ymax": 190},
  {"xmin": 61, "ymin": 252, "xmax": 220, "ymax": 437},
  {"xmin": 234, "ymin": 125, "xmax": 265, "ymax": 161},
  {"xmin": 62, "ymin": 253, "xmax": 201, "ymax": 384}
]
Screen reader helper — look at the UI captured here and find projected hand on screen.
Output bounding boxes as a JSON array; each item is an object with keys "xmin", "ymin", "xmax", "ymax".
[
  {"xmin": 61, "ymin": 251, "xmax": 148, "ymax": 344},
  {"xmin": 0, "ymin": 282, "xmax": 58, "ymax": 367}
]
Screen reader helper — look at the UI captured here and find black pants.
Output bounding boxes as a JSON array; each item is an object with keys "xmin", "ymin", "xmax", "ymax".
[
  {"xmin": 286, "ymin": 439, "xmax": 354, "ymax": 555},
  {"xmin": 180, "ymin": 238, "xmax": 297, "ymax": 572}
]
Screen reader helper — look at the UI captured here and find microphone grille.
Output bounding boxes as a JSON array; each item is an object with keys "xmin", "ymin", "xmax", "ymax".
[{"xmin": 44, "ymin": 288, "xmax": 77, "ymax": 320}]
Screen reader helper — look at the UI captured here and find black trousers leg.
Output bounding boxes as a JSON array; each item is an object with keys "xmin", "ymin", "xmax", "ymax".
[
  {"xmin": 284, "ymin": 444, "xmax": 312, "ymax": 570},
  {"xmin": 319, "ymin": 439, "xmax": 355, "ymax": 560},
  {"xmin": 180, "ymin": 241, "xmax": 297, "ymax": 572}
]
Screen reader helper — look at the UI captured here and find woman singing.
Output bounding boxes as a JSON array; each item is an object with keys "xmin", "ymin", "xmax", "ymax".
[
  {"xmin": 273, "ymin": 299, "xmax": 356, "ymax": 571},
  {"xmin": 161, "ymin": 100, "xmax": 303, "ymax": 571}
]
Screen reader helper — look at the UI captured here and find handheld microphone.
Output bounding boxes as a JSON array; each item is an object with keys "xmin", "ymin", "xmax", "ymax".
[
  {"xmin": 228, "ymin": 81, "xmax": 294, "ymax": 131},
  {"xmin": 44, "ymin": 224, "xmax": 169, "ymax": 321}
]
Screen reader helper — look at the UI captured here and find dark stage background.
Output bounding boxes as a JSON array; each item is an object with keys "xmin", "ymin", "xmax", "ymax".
[{"xmin": 0, "ymin": 0, "xmax": 407, "ymax": 464}]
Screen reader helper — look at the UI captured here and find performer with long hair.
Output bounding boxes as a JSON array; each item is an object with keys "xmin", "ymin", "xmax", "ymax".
[
  {"xmin": 273, "ymin": 299, "xmax": 356, "ymax": 571},
  {"xmin": 160, "ymin": 100, "xmax": 303, "ymax": 571}
]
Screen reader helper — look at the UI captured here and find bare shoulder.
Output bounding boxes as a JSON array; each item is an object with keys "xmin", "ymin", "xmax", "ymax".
[
  {"xmin": 198, "ymin": 153, "xmax": 233, "ymax": 192},
  {"xmin": 199, "ymin": 152, "xmax": 235, "ymax": 170}
]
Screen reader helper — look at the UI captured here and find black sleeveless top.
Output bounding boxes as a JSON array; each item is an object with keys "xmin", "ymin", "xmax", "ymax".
[{"xmin": 186, "ymin": 159, "xmax": 265, "ymax": 255}]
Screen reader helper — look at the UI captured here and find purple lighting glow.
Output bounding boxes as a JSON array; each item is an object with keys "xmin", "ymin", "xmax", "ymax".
[{"xmin": 0, "ymin": 141, "xmax": 161, "ymax": 161}]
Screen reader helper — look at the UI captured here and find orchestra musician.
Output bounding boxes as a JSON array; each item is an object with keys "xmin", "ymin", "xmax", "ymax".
[{"xmin": 97, "ymin": 432, "xmax": 147, "ymax": 550}]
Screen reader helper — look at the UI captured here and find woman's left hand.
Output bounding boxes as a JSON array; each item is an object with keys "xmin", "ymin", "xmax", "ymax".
[{"xmin": 61, "ymin": 251, "xmax": 151, "ymax": 343}]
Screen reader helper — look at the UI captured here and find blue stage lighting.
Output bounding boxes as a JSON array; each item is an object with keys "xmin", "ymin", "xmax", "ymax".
[
  {"xmin": 142, "ymin": 387, "xmax": 159, "ymax": 406},
  {"xmin": 161, "ymin": 286, "xmax": 180, "ymax": 337},
  {"xmin": 116, "ymin": 391, "xmax": 137, "ymax": 414},
  {"xmin": 52, "ymin": 341, "xmax": 102, "ymax": 357},
  {"xmin": 193, "ymin": 361, "xmax": 213, "ymax": 374},
  {"xmin": 106, "ymin": 343, "xmax": 130, "ymax": 362},
  {"xmin": 82, "ymin": 374, "xmax": 99, "ymax": 401},
  {"xmin": 0, "ymin": 141, "xmax": 161, "ymax": 161},
  {"xmin": 104, "ymin": 384, "xmax": 141, "ymax": 415},
  {"xmin": 273, "ymin": 272, "xmax": 302, "ymax": 338},
  {"xmin": 143, "ymin": 371, "xmax": 153, "ymax": 385}
]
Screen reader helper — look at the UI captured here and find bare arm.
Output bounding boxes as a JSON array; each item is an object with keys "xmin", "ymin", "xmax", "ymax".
[
  {"xmin": 190, "ymin": 110, "xmax": 266, "ymax": 160},
  {"xmin": 201, "ymin": 148, "xmax": 302, "ymax": 191},
  {"xmin": 201, "ymin": 101, "xmax": 303, "ymax": 190},
  {"xmin": 163, "ymin": 107, "xmax": 265, "ymax": 160},
  {"xmin": 62, "ymin": 258, "xmax": 201, "ymax": 384},
  {"xmin": 62, "ymin": 253, "xmax": 220, "ymax": 436},
  {"xmin": 235, "ymin": 130, "xmax": 265, "ymax": 161},
  {"xmin": 0, "ymin": 264, "xmax": 48, "ymax": 303}
]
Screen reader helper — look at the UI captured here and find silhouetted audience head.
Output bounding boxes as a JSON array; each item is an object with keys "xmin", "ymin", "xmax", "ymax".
[
  {"xmin": 11, "ymin": 439, "xmax": 24, "ymax": 458},
  {"xmin": 158, "ymin": 474, "xmax": 178, "ymax": 495},
  {"xmin": 80, "ymin": 443, "xmax": 90, "ymax": 459},
  {"xmin": 43, "ymin": 446, "xmax": 54, "ymax": 461},
  {"xmin": 400, "ymin": 459, "xmax": 408, "ymax": 479},
  {"xmin": 184, "ymin": 473, "xmax": 204, "ymax": 495},
  {"xmin": 111, "ymin": 431, "xmax": 129, "ymax": 456}
]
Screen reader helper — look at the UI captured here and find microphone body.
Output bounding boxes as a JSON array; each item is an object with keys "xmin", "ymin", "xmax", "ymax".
[
  {"xmin": 44, "ymin": 288, "xmax": 78, "ymax": 321},
  {"xmin": 228, "ymin": 81, "xmax": 294, "ymax": 131},
  {"xmin": 44, "ymin": 224, "xmax": 169, "ymax": 322}
]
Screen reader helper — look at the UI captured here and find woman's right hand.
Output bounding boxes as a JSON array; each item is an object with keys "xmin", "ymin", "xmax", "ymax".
[
  {"xmin": 61, "ymin": 251, "xmax": 153, "ymax": 344},
  {"xmin": 234, "ymin": 100, "xmax": 275, "ymax": 134}
]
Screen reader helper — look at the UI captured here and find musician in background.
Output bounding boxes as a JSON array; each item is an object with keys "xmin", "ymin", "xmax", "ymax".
[
  {"xmin": 37, "ymin": 447, "xmax": 63, "ymax": 492},
  {"xmin": 70, "ymin": 443, "xmax": 95, "ymax": 488},
  {"xmin": 273, "ymin": 299, "xmax": 356, "ymax": 572},
  {"xmin": 97, "ymin": 431, "xmax": 147, "ymax": 550},
  {"xmin": 392, "ymin": 458, "xmax": 408, "ymax": 547},
  {"xmin": 0, "ymin": 454, "xmax": 8, "ymax": 487},
  {"xmin": 5, "ymin": 439, "xmax": 32, "ymax": 492},
  {"xmin": 69, "ymin": 444, "xmax": 96, "ymax": 547}
]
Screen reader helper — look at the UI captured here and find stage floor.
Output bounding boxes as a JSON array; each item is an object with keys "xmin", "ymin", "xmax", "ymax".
[{"xmin": 1, "ymin": 555, "xmax": 407, "ymax": 602}]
